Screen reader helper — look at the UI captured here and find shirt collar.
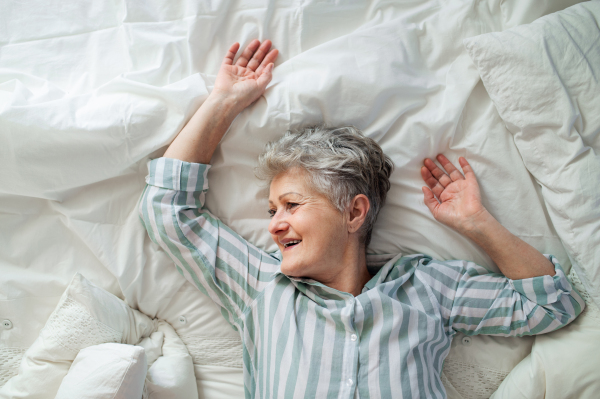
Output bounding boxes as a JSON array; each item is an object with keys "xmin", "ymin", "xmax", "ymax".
[
  {"xmin": 363, "ymin": 253, "xmax": 404, "ymax": 292},
  {"xmin": 273, "ymin": 252, "xmax": 403, "ymax": 298}
]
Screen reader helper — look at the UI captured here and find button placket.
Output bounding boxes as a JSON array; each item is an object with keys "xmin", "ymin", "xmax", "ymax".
[{"xmin": 342, "ymin": 297, "xmax": 359, "ymax": 397}]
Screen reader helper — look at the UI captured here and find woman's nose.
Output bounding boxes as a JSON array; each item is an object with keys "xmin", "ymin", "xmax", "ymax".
[{"xmin": 268, "ymin": 212, "xmax": 289, "ymax": 235}]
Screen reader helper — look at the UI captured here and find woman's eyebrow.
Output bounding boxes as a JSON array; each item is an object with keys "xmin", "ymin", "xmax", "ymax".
[{"xmin": 268, "ymin": 192, "xmax": 303, "ymax": 205}]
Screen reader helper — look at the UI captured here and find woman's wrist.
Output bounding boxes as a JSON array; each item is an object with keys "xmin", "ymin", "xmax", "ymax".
[
  {"xmin": 204, "ymin": 92, "xmax": 242, "ymax": 118},
  {"xmin": 457, "ymin": 208, "xmax": 511, "ymax": 255},
  {"xmin": 458, "ymin": 208, "xmax": 497, "ymax": 239}
]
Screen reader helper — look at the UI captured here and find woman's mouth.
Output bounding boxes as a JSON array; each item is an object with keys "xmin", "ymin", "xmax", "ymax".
[{"xmin": 283, "ymin": 240, "xmax": 302, "ymax": 250}]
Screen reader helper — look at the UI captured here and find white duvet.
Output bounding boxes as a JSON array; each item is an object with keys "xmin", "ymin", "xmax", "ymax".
[{"xmin": 1, "ymin": 0, "xmax": 597, "ymax": 398}]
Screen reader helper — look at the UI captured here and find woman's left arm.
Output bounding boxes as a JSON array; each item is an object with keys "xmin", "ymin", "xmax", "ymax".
[
  {"xmin": 414, "ymin": 254, "xmax": 584, "ymax": 336},
  {"xmin": 419, "ymin": 155, "xmax": 585, "ymax": 335},
  {"xmin": 421, "ymin": 154, "xmax": 555, "ymax": 280}
]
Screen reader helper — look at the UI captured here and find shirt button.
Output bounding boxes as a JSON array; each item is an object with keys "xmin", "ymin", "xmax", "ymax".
[
  {"xmin": 179, "ymin": 316, "xmax": 187, "ymax": 324},
  {"xmin": 350, "ymin": 334, "xmax": 357, "ymax": 342},
  {"xmin": 461, "ymin": 336, "xmax": 472, "ymax": 346},
  {"xmin": 2, "ymin": 319, "xmax": 13, "ymax": 330},
  {"xmin": 346, "ymin": 379, "xmax": 353, "ymax": 387}
]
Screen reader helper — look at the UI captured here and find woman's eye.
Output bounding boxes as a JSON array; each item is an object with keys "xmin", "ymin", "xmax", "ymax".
[{"xmin": 269, "ymin": 203, "xmax": 299, "ymax": 217}]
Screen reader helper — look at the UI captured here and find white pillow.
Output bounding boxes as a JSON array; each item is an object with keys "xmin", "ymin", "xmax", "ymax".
[
  {"xmin": 0, "ymin": 274, "xmax": 156, "ymax": 399},
  {"xmin": 464, "ymin": 1, "xmax": 600, "ymax": 309},
  {"xmin": 55, "ymin": 343, "xmax": 147, "ymax": 399}
]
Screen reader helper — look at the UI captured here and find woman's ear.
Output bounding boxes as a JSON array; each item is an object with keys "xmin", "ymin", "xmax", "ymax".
[{"xmin": 347, "ymin": 194, "xmax": 370, "ymax": 234}]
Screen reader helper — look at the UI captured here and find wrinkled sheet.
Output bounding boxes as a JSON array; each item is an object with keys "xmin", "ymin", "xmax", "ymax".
[{"xmin": 0, "ymin": 0, "xmax": 585, "ymax": 397}]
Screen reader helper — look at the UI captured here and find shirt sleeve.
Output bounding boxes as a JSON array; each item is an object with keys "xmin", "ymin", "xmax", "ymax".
[
  {"xmin": 415, "ymin": 255, "xmax": 585, "ymax": 336},
  {"xmin": 138, "ymin": 157, "xmax": 281, "ymax": 329}
]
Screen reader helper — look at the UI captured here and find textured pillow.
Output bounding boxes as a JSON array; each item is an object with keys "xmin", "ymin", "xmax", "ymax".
[
  {"xmin": 464, "ymin": 1, "xmax": 600, "ymax": 308},
  {"xmin": 0, "ymin": 274, "xmax": 157, "ymax": 399},
  {"xmin": 55, "ymin": 343, "xmax": 147, "ymax": 399}
]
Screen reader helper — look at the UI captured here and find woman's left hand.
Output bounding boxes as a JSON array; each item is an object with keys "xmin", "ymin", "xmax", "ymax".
[
  {"xmin": 420, "ymin": 155, "xmax": 489, "ymax": 235},
  {"xmin": 211, "ymin": 39, "xmax": 279, "ymax": 113}
]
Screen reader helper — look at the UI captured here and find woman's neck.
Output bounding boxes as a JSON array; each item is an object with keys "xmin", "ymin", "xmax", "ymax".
[{"xmin": 323, "ymin": 246, "xmax": 371, "ymax": 297}]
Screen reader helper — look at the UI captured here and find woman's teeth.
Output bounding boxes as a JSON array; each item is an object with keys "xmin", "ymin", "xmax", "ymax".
[{"xmin": 284, "ymin": 240, "xmax": 301, "ymax": 248}]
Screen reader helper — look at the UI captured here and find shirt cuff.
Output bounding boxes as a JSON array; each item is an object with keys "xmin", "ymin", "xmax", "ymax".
[
  {"xmin": 509, "ymin": 255, "xmax": 573, "ymax": 306},
  {"xmin": 145, "ymin": 157, "xmax": 210, "ymax": 192}
]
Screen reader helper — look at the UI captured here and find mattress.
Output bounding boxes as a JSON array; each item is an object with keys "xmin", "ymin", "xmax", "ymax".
[{"xmin": 0, "ymin": 0, "xmax": 594, "ymax": 397}]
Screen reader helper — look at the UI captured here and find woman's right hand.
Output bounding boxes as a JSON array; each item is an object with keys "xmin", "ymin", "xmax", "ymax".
[{"xmin": 211, "ymin": 39, "xmax": 279, "ymax": 113}]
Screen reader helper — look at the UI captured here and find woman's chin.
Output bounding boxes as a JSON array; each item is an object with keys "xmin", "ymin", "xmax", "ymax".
[
  {"xmin": 280, "ymin": 261, "xmax": 306, "ymax": 278},
  {"xmin": 280, "ymin": 264, "xmax": 297, "ymax": 277}
]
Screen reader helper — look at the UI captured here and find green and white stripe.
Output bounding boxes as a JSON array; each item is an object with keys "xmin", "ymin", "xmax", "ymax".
[{"xmin": 139, "ymin": 157, "xmax": 584, "ymax": 399}]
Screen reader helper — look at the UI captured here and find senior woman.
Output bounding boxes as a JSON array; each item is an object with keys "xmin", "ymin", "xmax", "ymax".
[{"xmin": 139, "ymin": 40, "xmax": 583, "ymax": 398}]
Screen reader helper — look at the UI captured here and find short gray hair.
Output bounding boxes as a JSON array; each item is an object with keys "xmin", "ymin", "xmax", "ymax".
[{"xmin": 255, "ymin": 125, "xmax": 394, "ymax": 247}]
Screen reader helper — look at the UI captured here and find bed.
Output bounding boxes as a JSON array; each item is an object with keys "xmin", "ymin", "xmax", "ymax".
[{"xmin": 1, "ymin": 0, "xmax": 599, "ymax": 397}]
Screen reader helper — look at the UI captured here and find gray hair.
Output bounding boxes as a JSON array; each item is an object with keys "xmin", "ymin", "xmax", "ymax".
[{"xmin": 255, "ymin": 125, "xmax": 394, "ymax": 247}]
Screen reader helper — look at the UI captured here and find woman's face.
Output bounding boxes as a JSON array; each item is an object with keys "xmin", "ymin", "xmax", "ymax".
[{"xmin": 268, "ymin": 168, "xmax": 350, "ymax": 280}]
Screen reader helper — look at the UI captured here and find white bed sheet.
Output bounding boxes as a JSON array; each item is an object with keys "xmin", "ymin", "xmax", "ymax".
[{"xmin": 0, "ymin": 0, "xmax": 586, "ymax": 397}]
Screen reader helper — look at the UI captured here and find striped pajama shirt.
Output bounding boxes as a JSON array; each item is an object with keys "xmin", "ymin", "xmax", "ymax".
[{"xmin": 139, "ymin": 157, "xmax": 584, "ymax": 399}]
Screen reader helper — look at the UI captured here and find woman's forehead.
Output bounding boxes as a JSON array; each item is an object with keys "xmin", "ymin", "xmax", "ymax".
[
  {"xmin": 269, "ymin": 170, "xmax": 307, "ymax": 196},
  {"xmin": 268, "ymin": 168, "xmax": 319, "ymax": 203}
]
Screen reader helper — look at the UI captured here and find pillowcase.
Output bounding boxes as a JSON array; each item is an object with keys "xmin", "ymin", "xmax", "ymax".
[
  {"xmin": 464, "ymin": 1, "xmax": 600, "ymax": 308},
  {"xmin": 55, "ymin": 343, "xmax": 147, "ymax": 399},
  {"xmin": 0, "ymin": 273, "xmax": 157, "ymax": 399}
]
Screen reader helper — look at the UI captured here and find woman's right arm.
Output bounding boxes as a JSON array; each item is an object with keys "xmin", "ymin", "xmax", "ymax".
[{"xmin": 139, "ymin": 40, "xmax": 280, "ymax": 328}]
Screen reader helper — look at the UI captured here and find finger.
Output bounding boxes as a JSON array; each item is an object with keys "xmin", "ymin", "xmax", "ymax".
[
  {"xmin": 246, "ymin": 40, "xmax": 272, "ymax": 71},
  {"xmin": 256, "ymin": 63, "xmax": 274, "ymax": 91},
  {"xmin": 422, "ymin": 186, "xmax": 440, "ymax": 215},
  {"xmin": 235, "ymin": 39, "xmax": 261, "ymax": 67},
  {"xmin": 437, "ymin": 154, "xmax": 465, "ymax": 181},
  {"xmin": 255, "ymin": 48, "xmax": 279, "ymax": 75},
  {"xmin": 424, "ymin": 158, "xmax": 452, "ymax": 188},
  {"xmin": 222, "ymin": 43, "xmax": 240, "ymax": 65},
  {"xmin": 421, "ymin": 166, "xmax": 445, "ymax": 199},
  {"xmin": 459, "ymin": 157, "xmax": 477, "ymax": 182}
]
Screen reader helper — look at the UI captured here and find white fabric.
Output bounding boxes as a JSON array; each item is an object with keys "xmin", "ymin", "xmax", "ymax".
[
  {"xmin": 55, "ymin": 343, "xmax": 147, "ymax": 399},
  {"xmin": 0, "ymin": 274, "xmax": 156, "ymax": 399},
  {"xmin": 137, "ymin": 332, "xmax": 164, "ymax": 368},
  {"xmin": 464, "ymin": 1, "xmax": 600, "ymax": 309},
  {"xmin": 0, "ymin": 1, "xmax": 589, "ymax": 398},
  {"xmin": 0, "ymin": 348, "xmax": 26, "ymax": 387},
  {"xmin": 194, "ymin": 365, "xmax": 246, "ymax": 399},
  {"xmin": 144, "ymin": 320, "xmax": 198, "ymax": 399}
]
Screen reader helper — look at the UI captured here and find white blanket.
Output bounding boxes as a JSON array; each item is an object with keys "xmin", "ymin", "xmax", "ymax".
[{"xmin": 0, "ymin": 0, "xmax": 588, "ymax": 397}]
